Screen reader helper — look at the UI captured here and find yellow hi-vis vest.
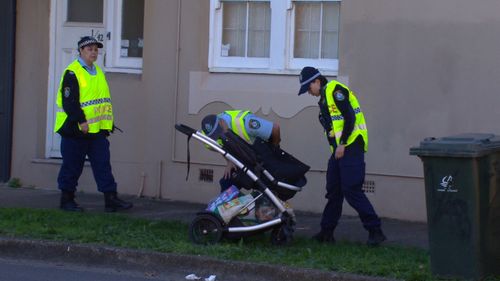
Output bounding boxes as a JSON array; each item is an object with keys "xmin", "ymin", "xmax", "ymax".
[
  {"xmin": 224, "ymin": 110, "xmax": 251, "ymax": 142},
  {"xmin": 325, "ymin": 81, "xmax": 368, "ymax": 152},
  {"xmin": 54, "ymin": 60, "xmax": 114, "ymax": 133}
]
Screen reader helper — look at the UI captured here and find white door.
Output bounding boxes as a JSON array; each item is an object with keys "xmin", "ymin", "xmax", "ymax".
[{"xmin": 46, "ymin": 0, "xmax": 107, "ymax": 157}]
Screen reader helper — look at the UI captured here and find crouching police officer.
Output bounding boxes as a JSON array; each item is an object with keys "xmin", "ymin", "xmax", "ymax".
[
  {"xmin": 201, "ymin": 110, "xmax": 281, "ymax": 191},
  {"xmin": 54, "ymin": 36, "xmax": 133, "ymax": 212},
  {"xmin": 298, "ymin": 67, "xmax": 386, "ymax": 246}
]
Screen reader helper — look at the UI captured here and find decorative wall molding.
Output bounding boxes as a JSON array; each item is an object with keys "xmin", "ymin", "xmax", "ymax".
[{"xmin": 188, "ymin": 71, "xmax": 321, "ymax": 118}]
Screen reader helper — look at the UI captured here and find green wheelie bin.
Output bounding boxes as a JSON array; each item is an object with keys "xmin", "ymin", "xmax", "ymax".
[{"xmin": 410, "ymin": 133, "xmax": 500, "ymax": 280}]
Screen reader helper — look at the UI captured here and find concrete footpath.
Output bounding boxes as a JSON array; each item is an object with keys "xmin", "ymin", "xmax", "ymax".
[{"xmin": 0, "ymin": 185, "xmax": 428, "ymax": 281}]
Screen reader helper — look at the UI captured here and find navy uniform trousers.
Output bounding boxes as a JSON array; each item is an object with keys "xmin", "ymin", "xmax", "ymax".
[
  {"xmin": 321, "ymin": 138, "xmax": 381, "ymax": 232},
  {"xmin": 57, "ymin": 135, "xmax": 117, "ymax": 193}
]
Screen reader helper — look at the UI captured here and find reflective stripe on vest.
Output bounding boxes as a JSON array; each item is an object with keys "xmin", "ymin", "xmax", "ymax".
[
  {"xmin": 224, "ymin": 110, "xmax": 251, "ymax": 142},
  {"xmin": 330, "ymin": 123, "xmax": 368, "ymax": 139},
  {"xmin": 325, "ymin": 81, "xmax": 368, "ymax": 152},
  {"xmin": 54, "ymin": 60, "xmax": 114, "ymax": 133}
]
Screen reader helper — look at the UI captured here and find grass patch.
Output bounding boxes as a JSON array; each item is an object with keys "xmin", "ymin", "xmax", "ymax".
[
  {"xmin": 6, "ymin": 178, "xmax": 22, "ymax": 188},
  {"xmin": 0, "ymin": 208, "xmax": 497, "ymax": 281}
]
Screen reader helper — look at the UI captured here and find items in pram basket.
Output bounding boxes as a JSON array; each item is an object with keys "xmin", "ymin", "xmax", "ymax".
[
  {"xmin": 175, "ymin": 123, "xmax": 310, "ymax": 245},
  {"xmin": 206, "ymin": 187, "xmax": 282, "ymax": 224}
]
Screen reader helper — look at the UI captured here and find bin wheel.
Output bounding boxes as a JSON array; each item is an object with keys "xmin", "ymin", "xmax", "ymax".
[
  {"xmin": 189, "ymin": 214, "xmax": 223, "ymax": 245},
  {"xmin": 270, "ymin": 225, "xmax": 293, "ymax": 246}
]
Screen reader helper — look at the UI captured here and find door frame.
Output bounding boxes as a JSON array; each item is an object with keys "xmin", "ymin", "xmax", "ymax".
[{"xmin": 45, "ymin": 0, "xmax": 57, "ymax": 158}]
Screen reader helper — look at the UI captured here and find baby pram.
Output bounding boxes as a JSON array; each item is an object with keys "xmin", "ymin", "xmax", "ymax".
[{"xmin": 175, "ymin": 124, "xmax": 310, "ymax": 245}]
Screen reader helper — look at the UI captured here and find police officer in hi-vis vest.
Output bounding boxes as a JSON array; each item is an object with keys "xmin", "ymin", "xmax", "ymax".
[
  {"xmin": 54, "ymin": 36, "xmax": 132, "ymax": 212},
  {"xmin": 298, "ymin": 67, "xmax": 386, "ymax": 246},
  {"xmin": 201, "ymin": 110, "xmax": 281, "ymax": 191}
]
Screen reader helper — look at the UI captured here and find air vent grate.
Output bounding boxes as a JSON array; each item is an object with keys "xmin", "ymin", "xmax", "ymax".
[
  {"xmin": 199, "ymin": 169, "xmax": 214, "ymax": 183},
  {"xmin": 362, "ymin": 180, "xmax": 375, "ymax": 193}
]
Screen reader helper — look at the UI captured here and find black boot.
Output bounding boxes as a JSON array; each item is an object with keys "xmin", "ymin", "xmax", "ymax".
[
  {"xmin": 104, "ymin": 192, "xmax": 133, "ymax": 212},
  {"xmin": 312, "ymin": 229, "xmax": 335, "ymax": 243},
  {"xmin": 367, "ymin": 228, "xmax": 387, "ymax": 246},
  {"xmin": 60, "ymin": 191, "xmax": 84, "ymax": 212}
]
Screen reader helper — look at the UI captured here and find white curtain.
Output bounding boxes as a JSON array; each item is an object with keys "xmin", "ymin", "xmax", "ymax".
[
  {"xmin": 222, "ymin": 1, "xmax": 271, "ymax": 58},
  {"xmin": 321, "ymin": 2, "xmax": 339, "ymax": 59},
  {"xmin": 248, "ymin": 2, "xmax": 271, "ymax": 57},
  {"xmin": 294, "ymin": 2, "xmax": 339, "ymax": 59}
]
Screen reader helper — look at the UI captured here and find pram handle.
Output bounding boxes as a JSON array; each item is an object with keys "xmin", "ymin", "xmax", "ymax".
[{"xmin": 175, "ymin": 124, "xmax": 197, "ymax": 136}]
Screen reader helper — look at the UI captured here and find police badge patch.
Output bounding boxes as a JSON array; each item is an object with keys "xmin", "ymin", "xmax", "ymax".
[
  {"xmin": 334, "ymin": 91, "xmax": 345, "ymax": 101},
  {"xmin": 63, "ymin": 87, "xmax": 71, "ymax": 98},
  {"xmin": 204, "ymin": 123, "xmax": 213, "ymax": 133},
  {"xmin": 249, "ymin": 119, "xmax": 261, "ymax": 129}
]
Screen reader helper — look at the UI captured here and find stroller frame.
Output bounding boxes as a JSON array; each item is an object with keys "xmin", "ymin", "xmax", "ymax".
[{"xmin": 175, "ymin": 124, "xmax": 304, "ymax": 245}]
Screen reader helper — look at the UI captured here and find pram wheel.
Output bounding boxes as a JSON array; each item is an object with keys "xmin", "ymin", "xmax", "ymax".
[
  {"xmin": 189, "ymin": 214, "xmax": 223, "ymax": 245},
  {"xmin": 270, "ymin": 225, "xmax": 293, "ymax": 246}
]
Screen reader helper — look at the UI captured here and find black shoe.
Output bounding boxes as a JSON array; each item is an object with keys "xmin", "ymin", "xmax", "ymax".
[
  {"xmin": 312, "ymin": 230, "xmax": 335, "ymax": 243},
  {"xmin": 367, "ymin": 228, "xmax": 386, "ymax": 246},
  {"xmin": 60, "ymin": 191, "xmax": 84, "ymax": 212},
  {"xmin": 104, "ymin": 192, "xmax": 133, "ymax": 212}
]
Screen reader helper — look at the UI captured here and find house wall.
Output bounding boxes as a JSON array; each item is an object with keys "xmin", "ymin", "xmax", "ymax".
[
  {"xmin": 11, "ymin": 0, "xmax": 52, "ymax": 184},
  {"xmin": 11, "ymin": 0, "xmax": 500, "ymax": 222},
  {"xmin": 341, "ymin": 0, "xmax": 500, "ymax": 220}
]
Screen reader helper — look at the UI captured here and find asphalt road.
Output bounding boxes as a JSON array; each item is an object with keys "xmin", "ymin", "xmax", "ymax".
[
  {"xmin": 0, "ymin": 257, "xmax": 259, "ymax": 281},
  {"xmin": 0, "ymin": 257, "xmax": 185, "ymax": 281}
]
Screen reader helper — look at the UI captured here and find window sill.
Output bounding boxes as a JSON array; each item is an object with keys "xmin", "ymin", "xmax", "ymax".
[
  {"xmin": 104, "ymin": 67, "xmax": 142, "ymax": 74},
  {"xmin": 32, "ymin": 158, "xmax": 62, "ymax": 165},
  {"xmin": 31, "ymin": 158, "xmax": 90, "ymax": 166},
  {"xmin": 208, "ymin": 67, "xmax": 338, "ymax": 77}
]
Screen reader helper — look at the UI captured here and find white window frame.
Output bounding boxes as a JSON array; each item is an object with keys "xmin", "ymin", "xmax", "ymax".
[
  {"xmin": 105, "ymin": 0, "xmax": 143, "ymax": 73},
  {"xmin": 209, "ymin": 0, "xmax": 276, "ymax": 71},
  {"xmin": 208, "ymin": 0, "xmax": 340, "ymax": 75}
]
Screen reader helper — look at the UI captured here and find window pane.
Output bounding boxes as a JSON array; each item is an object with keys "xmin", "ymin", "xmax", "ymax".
[
  {"xmin": 121, "ymin": 0, "xmax": 145, "ymax": 58},
  {"xmin": 222, "ymin": 2, "xmax": 246, "ymax": 57},
  {"xmin": 67, "ymin": 0, "xmax": 103, "ymax": 23},
  {"xmin": 248, "ymin": 2, "xmax": 270, "ymax": 58},
  {"xmin": 294, "ymin": 3, "xmax": 321, "ymax": 59},
  {"xmin": 321, "ymin": 2, "xmax": 340, "ymax": 59}
]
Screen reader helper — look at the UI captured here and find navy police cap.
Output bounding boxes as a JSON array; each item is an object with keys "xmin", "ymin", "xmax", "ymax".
[
  {"xmin": 298, "ymin": 67, "xmax": 321, "ymax": 95},
  {"xmin": 78, "ymin": 36, "xmax": 103, "ymax": 49}
]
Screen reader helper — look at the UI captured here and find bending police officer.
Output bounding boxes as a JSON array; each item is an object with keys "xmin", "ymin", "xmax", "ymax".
[
  {"xmin": 298, "ymin": 67, "xmax": 386, "ymax": 246},
  {"xmin": 201, "ymin": 110, "xmax": 281, "ymax": 191}
]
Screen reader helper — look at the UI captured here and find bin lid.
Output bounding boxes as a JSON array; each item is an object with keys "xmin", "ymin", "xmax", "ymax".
[{"xmin": 409, "ymin": 133, "xmax": 500, "ymax": 157}]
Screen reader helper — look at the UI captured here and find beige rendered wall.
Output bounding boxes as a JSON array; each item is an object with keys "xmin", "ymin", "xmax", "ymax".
[
  {"xmin": 11, "ymin": 0, "xmax": 55, "ymax": 187},
  {"xmin": 12, "ymin": 0, "xmax": 500, "ymax": 222},
  {"xmin": 339, "ymin": 0, "xmax": 500, "ymax": 220}
]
